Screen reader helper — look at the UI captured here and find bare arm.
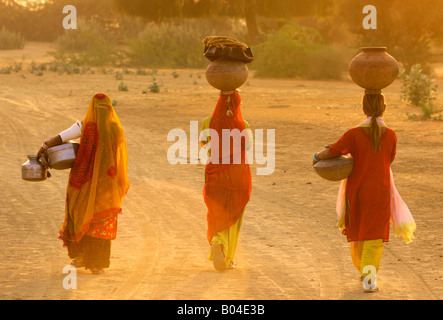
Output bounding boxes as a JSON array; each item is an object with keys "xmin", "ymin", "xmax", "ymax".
[
  {"xmin": 37, "ymin": 121, "xmax": 82, "ymax": 157},
  {"xmin": 37, "ymin": 135, "xmax": 63, "ymax": 157},
  {"xmin": 313, "ymin": 144, "xmax": 335, "ymax": 165}
]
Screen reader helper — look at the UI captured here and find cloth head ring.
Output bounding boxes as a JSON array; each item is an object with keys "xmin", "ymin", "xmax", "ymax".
[{"xmin": 365, "ymin": 89, "xmax": 382, "ymax": 95}]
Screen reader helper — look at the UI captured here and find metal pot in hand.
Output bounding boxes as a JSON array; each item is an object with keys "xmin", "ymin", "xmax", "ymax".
[
  {"xmin": 47, "ymin": 141, "xmax": 80, "ymax": 170},
  {"xmin": 22, "ymin": 155, "xmax": 48, "ymax": 181}
]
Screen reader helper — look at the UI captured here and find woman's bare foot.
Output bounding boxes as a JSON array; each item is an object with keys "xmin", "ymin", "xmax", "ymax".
[
  {"xmin": 211, "ymin": 243, "xmax": 226, "ymax": 272},
  {"xmin": 91, "ymin": 268, "xmax": 105, "ymax": 275},
  {"xmin": 70, "ymin": 258, "xmax": 85, "ymax": 268}
]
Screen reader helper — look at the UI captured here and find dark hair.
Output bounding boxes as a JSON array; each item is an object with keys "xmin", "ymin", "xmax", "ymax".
[{"xmin": 362, "ymin": 94, "xmax": 386, "ymax": 151}]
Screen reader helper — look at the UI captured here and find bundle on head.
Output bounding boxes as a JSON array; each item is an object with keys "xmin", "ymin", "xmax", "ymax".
[
  {"xmin": 362, "ymin": 93, "xmax": 387, "ymax": 151},
  {"xmin": 203, "ymin": 36, "xmax": 249, "ymax": 50}
]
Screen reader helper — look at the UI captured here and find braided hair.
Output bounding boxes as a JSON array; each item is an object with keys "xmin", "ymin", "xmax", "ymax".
[{"xmin": 362, "ymin": 93, "xmax": 387, "ymax": 151}]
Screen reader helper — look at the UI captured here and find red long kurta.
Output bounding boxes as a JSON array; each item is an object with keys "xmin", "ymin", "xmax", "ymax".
[{"xmin": 329, "ymin": 127, "xmax": 397, "ymax": 242}]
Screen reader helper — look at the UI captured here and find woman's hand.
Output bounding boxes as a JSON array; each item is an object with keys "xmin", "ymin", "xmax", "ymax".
[
  {"xmin": 36, "ymin": 135, "xmax": 63, "ymax": 166},
  {"xmin": 313, "ymin": 146, "xmax": 333, "ymax": 165},
  {"xmin": 37, "ymin": 140, "xmax": 49, "ymax": 157},
  {"xmin": 313, "ymin": 153, "xmax": 320, "ymax": 166}
]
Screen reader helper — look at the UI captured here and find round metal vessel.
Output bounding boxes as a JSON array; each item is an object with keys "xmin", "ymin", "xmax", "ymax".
[
  {"xmin": 47, "ymin": 142, "xmax": 79, "ymax": 170},
  {"xmin": 22, "ymin": 155, "xmax": 47, "ymax": 181}
]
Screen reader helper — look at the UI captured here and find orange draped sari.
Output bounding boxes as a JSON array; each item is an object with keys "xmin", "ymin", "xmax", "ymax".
[
  {"xmin": 204, "ymin": 90, "xmax": 252, "ymax": 243},
  {"xmin": 59, "ymin": 93, "xmax": 129, "ymax": 247}
]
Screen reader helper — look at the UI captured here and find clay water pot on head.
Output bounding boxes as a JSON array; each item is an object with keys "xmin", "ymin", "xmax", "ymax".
[
  {"xmin": 348, "ymin": 47, "xmax": 399, "ymax": 90},
  {"xmin": 205, "ymin": 58, "xmax": 249, "ymax": 91},
  {"xmin": 314, "ymin": 155, "xmax": 355, "ymax": 181},
  {"xmin": 22, "ymin": 155, "xmax": 47, "ymax": 181}
]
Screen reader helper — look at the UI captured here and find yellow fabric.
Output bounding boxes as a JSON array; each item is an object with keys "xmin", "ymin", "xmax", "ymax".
[
  {"xmin": 60, "ymin": 94, "xmax": 129, "ymax": 242},
  {"xmin": 351, "ymin": 239, "xmax": 384, "ymax": 276},
  {"xmin": 209, "ymin": 209, "xmax": 244, "ymax": 267},
  {"xmin": 393, "ymin": 222, "xmax": 416, "ymax": 244}
]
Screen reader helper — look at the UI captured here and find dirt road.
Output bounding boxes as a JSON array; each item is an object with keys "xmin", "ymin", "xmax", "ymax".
[{"xmin": 0, "ymin": 43, "xmax": 442, "ymax": 300}]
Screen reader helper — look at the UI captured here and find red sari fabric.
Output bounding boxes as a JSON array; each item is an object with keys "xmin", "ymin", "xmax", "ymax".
[
  {"xmin": 204, "ymin": 91, "xmax": 252, "ymax": 243},
  {"xmin": 329, "ymin": 127, "xmax": 397, "ymax": 242}
]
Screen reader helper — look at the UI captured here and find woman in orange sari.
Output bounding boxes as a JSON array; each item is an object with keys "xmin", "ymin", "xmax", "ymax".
[
  {"xmin": 202, "ymin": 90, "xmax": 252, "ymax": 271},
  {"xmin": 38, "ymin": 93, "xmax": 129, "ymax": 274}
]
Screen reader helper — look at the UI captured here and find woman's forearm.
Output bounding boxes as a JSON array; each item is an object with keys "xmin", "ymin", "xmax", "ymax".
[
  {"xmin": 313, "ymin": 145, "xmax": 335, "ymax": 164},
  {"xmin": 315, "ymin": 148, "xmax": 333, "ymax": 161},
  {"xmin": 37, "ymin": 135, "xmax": 62, "ymax": 156},
  {"xmin": 45, "ymin": 135, "xmax": 63, "ymax": 148}
]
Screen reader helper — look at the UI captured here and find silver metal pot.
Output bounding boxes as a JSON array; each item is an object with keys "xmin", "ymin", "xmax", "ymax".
[
  {"xmin": 22, "ymin": 155, "xmax": 47, "ymax": 181},
  {"xmin": 47, "ymin": 142, "xmax": 80, "ymax": 170}
]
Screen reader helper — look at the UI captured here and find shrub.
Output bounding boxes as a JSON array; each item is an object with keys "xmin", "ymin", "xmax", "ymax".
[
  {"xmin": 118, "ymin": 82, "xmax": 128, "ymax": 91},
  {"xmin": 51, "ymin": 19, "xmax": 119, "ymax": 66},
  {"xmin": 307, "ymin": 44, "xmax": 349, "ymax": 80},
  {"xmin": 148, "ymin": 78, "xmax": 160, "ymax": 93},
  {"xmin": 400, "ymin": 64, "xmax": 437, "ymax": 107},
  {"xmin": 0, "ymin": 67, "xmax": 12, "ymax": 74},
  {"xmin": 127, "ymin": 19, "xmax": 248, "ymax": 69},
  {"xmin": 128, "ymin": 22, "xmax": 207, "ymax": 68},
  {"xmin": 252, "ymin": 23, "xmax": 349, "ymax": 79},
  {"xmin": 399, "ymin": 64, "xmax": 440, "ymax": 119},
  {"xmin": 0, "ymin": 27, "xmax": 25, "ymax": 50}
]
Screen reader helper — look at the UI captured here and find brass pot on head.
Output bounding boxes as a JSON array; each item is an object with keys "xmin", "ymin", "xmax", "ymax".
[{"xmin": 348, "ymin": 47, "xmax": 399, "ymax": 91}]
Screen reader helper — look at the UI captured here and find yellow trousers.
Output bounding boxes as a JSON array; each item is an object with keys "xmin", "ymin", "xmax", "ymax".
[
  {"xmin": 350, "ymin": 239, "xmax": 384, "ymax": 277},
  {"xmin": 209, "ymin": 211, "xmax": 244, "ymax": 268}
]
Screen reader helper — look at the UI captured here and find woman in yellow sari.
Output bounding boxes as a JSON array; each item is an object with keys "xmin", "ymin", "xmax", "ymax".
[{"xmin": 38, "ymin": 93, "xmax": 129, "ymax": 274}]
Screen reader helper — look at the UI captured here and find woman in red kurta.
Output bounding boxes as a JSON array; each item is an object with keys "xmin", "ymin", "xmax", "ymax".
[
  {"xmin": 328, "ymin": 120, "xmax": 397, "ymax": 243},
  {"xmin": 313, "ymin": 93, "xmax": 397, "ymax": 292}
]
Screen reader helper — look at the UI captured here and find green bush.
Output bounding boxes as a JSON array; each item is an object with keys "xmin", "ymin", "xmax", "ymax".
[
  {"xmin": 252, "ymin": 23, "xmax": 349, "ymax": 79},
  {"xmin": 400, "ymin": 64, "xmax": 440, "ymax": 119},
  {"xmin": 118, "ymin": 81, "xmax": 129, "ymax": 91},
  {"xmin": 51, "ymin": 19, "xmax": 119, "ymax": 66},
  {"xmin": 127, "ymin": 19, "xmax": 248, "ymax": 69},
  {"xmin": 400, "ymin": 64, "xmax": 437, "ymax": 107},
  {"xmin": 0, "ymin": 27, "xmax": 25, "ymax": 50},
  {"xmin": 307, "ymin": 44, "xmax": 349, "ymax": 80},
  {"xmin": 127, "ymin": 22, "xmax": 207, "ymax": 68},
  {"xmin": 149, "ymin": 77, "xmax": 160, "ymax": 93}
]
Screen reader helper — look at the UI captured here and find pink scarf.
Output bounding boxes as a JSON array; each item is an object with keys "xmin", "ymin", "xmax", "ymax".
[{"xmin": 336, "ymin": 118, "xmax": 416, "ymax": 244}]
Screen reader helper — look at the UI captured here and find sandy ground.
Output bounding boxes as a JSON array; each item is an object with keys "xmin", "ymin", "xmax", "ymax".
[{"xmin": 0, "ymin": 42, "xmax": 442, "ymax": 300}]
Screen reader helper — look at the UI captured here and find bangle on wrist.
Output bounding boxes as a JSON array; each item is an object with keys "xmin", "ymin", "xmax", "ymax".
[
  {"xmin": 41, "ymin": 142, "xmax": 49, "ymax": 150},
  {"xmin": 313, "ymin": 153, "xmax": 320, "ymax": 162}
]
